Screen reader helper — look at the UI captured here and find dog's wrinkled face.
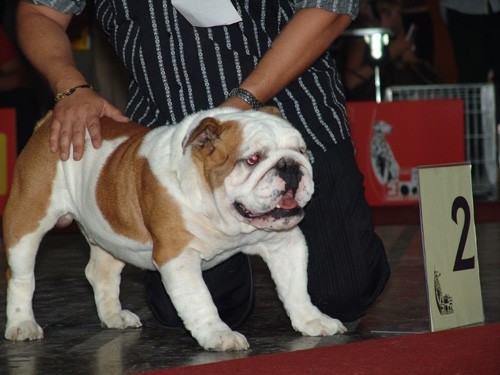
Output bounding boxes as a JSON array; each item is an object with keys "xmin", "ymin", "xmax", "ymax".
[
  {"xmin": 230, "ymin": 148, "xmax": 313, "ymax": 230},
  {"xmin": 184, "ymin": 109, "xmax": 314, "ymax": 231}
]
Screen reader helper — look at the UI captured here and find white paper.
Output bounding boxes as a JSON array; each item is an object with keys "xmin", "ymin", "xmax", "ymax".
[{"xmin": 172, "ymin": 0, "xmax": 242, "ymax": 27}]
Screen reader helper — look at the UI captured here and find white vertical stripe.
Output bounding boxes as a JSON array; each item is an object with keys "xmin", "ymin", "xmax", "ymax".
[
  {"xmin": 223, "ymin": 26, "xmax": 243, "ymax": 84},
  {"xmin": 148, "ymin": 0, "xmax": 176, "ymax": 122},
  {"xmin": 311, "ymin": 71, "xmax": 346, "ymax": 140},
  {"xmin": 138, "ymin": 51, "xmax": 154, "ymax": 104},
  {"xmin": 172, "ymin": 9, "xmax": 196, "ymax": 113},
  {"xmin": 129, "ymin": 30, "xmax": 140, "ymax": 89},
  {"xmin": 284, "ymin": 88, "xmax": 327, "ymax": 151},
  {"xmin": 297, "ymin": 77, "xmax": 338, "ymax": 143},
  {"xmin": 193, "ymin": 29, "xmax": 214, "ymax": 108},
  {"xmin": 126, "ymin": 83, "xmax": 139, "ymax": 116},
  {"xmin": 245, "ymin": 0, "xmax": 263, "ymax": 57},
  {"xmin": 162, "ymin": 1, "xmax": 188, "ymax": 117},
  {"xmin": 208, "ymin": 29, "xmax": 229, "ymax": 98},
  {"xmin": 233, "ymin": 2, "xmax": 252, "ymax": 56}
]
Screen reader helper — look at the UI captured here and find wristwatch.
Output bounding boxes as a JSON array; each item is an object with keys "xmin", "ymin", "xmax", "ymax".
[{"xmin": 228, "ymin": 88, "xmax": 263, "ymax": 110}]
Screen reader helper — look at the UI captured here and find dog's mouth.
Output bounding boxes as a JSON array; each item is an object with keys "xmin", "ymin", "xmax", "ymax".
[{"xmin": 234, "ymin": 190, "xmax": 303, "ymax": 219}]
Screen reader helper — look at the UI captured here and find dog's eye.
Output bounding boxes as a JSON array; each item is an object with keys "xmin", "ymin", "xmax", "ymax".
[{"xmin": 246, "ymin": 153, "xmax": 261, "ymax": 166}]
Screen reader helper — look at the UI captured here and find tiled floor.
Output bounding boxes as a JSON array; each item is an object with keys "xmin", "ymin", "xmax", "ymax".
[{"xmin": 0, "ymin": 222, "xmax": 498, "ymax": 374}]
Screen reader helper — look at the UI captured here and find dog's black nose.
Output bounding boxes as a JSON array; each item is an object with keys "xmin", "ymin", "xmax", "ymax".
[{"xmin": 277, "ymin": 158, "xmax": 302, "ymax": 192}]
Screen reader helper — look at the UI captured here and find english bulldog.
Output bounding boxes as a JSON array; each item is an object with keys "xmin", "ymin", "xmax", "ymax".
[{"xmin": 3, "ymin": 107, "xmax": 346, "ymax": 351}]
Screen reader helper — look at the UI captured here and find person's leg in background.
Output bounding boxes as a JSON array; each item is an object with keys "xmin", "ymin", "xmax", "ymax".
[
  {"xmin": 488, "ymin": 9, "xmax": 500, "ymax": 124},
  {"xmin": 302, "ymin": 140, "xmax": 390, "ymax": 327},
  {"xmin": 446, "ymin": 9, "xmax": 492, "ymax": 180}
]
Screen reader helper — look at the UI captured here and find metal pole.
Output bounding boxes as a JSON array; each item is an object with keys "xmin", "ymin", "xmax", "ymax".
[{"xmin": 374, "ymin": 65, "xmax": 381, "ymax": 103}]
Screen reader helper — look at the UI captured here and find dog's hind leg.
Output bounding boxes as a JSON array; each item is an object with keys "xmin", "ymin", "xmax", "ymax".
[
  {"xmin": 3, "ymin": 117, "xmax": 66, "ymax": 341},
  {"xmin": 85, "ymin": 244, "xmax": 142, "ymax": 329},
  {"xmin": 4, "ymin": 211, "xmax": 61, "ymax": 341}
]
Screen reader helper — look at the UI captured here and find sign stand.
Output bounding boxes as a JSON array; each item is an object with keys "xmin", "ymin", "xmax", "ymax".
[{"xmin": 418, "ymin": 163, "xmax": 484, "ymax": 331}]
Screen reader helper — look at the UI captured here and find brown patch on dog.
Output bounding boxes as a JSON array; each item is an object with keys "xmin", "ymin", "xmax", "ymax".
[
  {"xmin": 99, "ymin": 116, "xmax": 149, "ymax": 141},
  {"xmin": 95, "ymin": 118, "xmax": 151, "ymax": 244},
  {"xmin": 182, "ymin": 117, "xmax": 220, "ymax": 152},
  {"xmin": 96, "ymin": 118, "xmax": 193, "ymax": 265},
  {"xmin": 187, "ymin": 117, "xmax": 243, "ymax": 191},
  {"xmin": 141, "ymin": 163, "xmax": 194, "ymax": 267},
  {"xmin": 2, "ymin": 113, "xmax": 59, "ymax": 250}
]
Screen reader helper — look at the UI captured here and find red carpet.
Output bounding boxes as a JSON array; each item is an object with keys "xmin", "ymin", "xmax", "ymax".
[{"xmin": 134, "ymin": 324, "xmax": 500, "ymax": 375}]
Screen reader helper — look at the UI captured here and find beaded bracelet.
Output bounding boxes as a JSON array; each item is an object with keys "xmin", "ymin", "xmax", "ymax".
[
  {"xmin": 54, "ymin": 83, "xmax": 93, "ymax": 103},
  {"xmin": 228, "ymin": 87, "xmax": 263, "ymax": 110}
]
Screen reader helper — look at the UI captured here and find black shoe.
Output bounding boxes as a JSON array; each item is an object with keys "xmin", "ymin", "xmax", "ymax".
[{"xmin": 144, "ymin": 253, "xmax": 254, "ymax": 329}]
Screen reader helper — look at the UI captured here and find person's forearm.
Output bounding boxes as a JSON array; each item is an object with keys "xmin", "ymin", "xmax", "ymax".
[
  {"xmin": 16, "ymin": 2, "xmax": 85, "ymax": 95},
  {"xmin": 239, "ymin": 8, "xmax": 352, "ymax": 103}
]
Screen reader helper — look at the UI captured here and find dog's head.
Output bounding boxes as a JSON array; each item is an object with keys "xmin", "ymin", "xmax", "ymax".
[{"xmin": 182, "ymin": 107, "xmax": 314, "ymax": 231}]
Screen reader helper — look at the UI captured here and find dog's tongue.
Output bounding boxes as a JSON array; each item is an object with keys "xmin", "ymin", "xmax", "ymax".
[{"xmin": 279, "ymin": 190, "xmax": 299, "ymax": 209}]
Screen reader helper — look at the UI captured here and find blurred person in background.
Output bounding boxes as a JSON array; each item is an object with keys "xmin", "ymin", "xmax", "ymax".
[
  {"xmin": 343, "ymin": 0, "xmax": 437, "ymax": 101},
  {"xmin": 439, "ymin": 0, "xmax": 500, "ymax": 122}
]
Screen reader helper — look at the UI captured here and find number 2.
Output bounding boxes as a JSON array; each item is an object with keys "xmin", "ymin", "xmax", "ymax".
[{"xmin": 451, "ymin": 196, "xmax": 475, "ymax": 271}]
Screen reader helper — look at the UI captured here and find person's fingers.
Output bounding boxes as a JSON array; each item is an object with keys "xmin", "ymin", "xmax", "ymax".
[
  {"xmin": 49, "ymin": 96, "xmax": 126, "ymax": 160},
  {"xmin": 49, "ymin": 118, "xmax": 61, "ymax": 155},
  {"xmin": 51, "ymin": 115, "xmax": 98, "ymax": 161},
  {"xmin": 58, "ymin": 119, "xmax": 73, "ymax": 162},
  {"xmin": 71, "ymin": 120, "xmax": 87, "ymax": 161},
  {"xmin": 105, "ymin": 105, "xmax": 130, "ymax": 123},
  {"xmin": 86, "ymin": 115, "xmax": 102, "ymax": 150}
]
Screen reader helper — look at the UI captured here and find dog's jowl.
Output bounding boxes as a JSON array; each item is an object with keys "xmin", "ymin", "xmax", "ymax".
[{"xmin": 3, "ymin": 107, "xmax": 346, "ymax": 351}]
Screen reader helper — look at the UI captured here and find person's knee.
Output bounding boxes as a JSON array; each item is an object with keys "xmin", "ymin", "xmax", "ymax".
[{"xmin": 309, "ymin": 253, "xmax": 390, "ymax": 322}]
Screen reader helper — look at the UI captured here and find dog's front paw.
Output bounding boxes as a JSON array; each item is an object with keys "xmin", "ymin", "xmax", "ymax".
[
  {"xmin": 101, "ymin": 310, "xmax": 142, "ymax": 329},
  {"xmin": 5, "ymin": 320, "xmax": 44, "ymax": 341},
  {"xmin": 296, "ymin": 315, "xmax": 347, "ymax": 336},
  {"xmin": 197, "ymin": 328, "xmax": 250, "ymax": 351}
]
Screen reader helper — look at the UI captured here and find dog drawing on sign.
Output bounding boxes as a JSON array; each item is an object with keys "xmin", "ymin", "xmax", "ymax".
[{"xmin": 371, "ymin": 120, "xmax": 400, "ymax": 186}]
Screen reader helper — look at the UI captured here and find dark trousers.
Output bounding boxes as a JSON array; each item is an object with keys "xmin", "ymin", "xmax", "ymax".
[{"xmin": 302, "ymin": 140, "xmax": 390, "ymax": 321}]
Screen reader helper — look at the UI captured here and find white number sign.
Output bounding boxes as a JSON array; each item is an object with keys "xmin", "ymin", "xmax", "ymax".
[{"xmin": 418, "ymin": 163, "xmax": 484, "ymax": 331}]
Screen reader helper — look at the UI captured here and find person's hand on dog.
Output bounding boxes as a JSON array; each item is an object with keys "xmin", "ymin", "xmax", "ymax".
[
  {"xmin": 15, "ymin": 2, "xmax": 129, "ymax": 162},
  {"xmin": 51, "ymin": 89, "xmax": 129, "ymax": 161}
]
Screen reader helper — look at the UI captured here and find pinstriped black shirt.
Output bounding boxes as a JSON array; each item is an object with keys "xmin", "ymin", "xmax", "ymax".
[{"xmin": 28, "ymin": 0, "xmax": 359, "ymax": 154}]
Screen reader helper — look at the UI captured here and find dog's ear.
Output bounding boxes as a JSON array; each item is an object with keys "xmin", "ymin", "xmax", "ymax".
[
  {"xmin": 259, "ymin": 106, "xmax": 282, "ymax": 117},
  {"xmin": 182, "ymin": 117, "xmax": 222, "ymax": 154}
]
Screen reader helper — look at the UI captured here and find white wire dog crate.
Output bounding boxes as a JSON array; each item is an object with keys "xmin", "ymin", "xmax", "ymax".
[{"xmin": 385, "ymin": 83, "xmax": 498, "ymax": 200}]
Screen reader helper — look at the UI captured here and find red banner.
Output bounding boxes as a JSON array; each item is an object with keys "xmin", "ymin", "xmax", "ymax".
[{"xmin": 347, "ymin": 100, "xmax": 465, "ymax": 206}]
